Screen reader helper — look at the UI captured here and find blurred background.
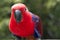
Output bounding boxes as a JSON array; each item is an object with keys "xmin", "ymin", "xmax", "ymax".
[{"xmin": 0, "ymin": 0, "xmax": 60, "ymax": 40}]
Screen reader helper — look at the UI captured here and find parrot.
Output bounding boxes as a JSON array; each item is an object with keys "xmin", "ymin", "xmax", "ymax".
[{"xmin": 9, "ymin": 3, "xmax": 43, "ymax": 40}]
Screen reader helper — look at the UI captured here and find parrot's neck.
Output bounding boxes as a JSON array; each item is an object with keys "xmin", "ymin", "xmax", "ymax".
[
  {"xmin": 22, "ymin": 11, "xmax": 29, "ymax": 17},
  {"xmin": 21, "ymin": 11, "xmax": 31, "ymax": 21}
]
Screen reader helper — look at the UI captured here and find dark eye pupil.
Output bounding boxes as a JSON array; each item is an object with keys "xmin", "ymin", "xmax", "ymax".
[{"xmin": 25, "ymin": 8, "xmax": 26, "ymax": 11}]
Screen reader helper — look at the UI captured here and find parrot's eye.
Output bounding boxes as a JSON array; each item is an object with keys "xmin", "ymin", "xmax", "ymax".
[
  {"xmin": 25, "ymin": 8, "xmax": 26, "ymax": 11},
  {"xmin": 24, "ymin": 8, "xmax": 26, "ymax": 12}
]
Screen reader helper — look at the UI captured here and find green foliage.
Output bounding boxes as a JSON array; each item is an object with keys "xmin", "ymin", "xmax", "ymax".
[{"xmin": 0, "ymin": 19, "xmax": 15, "ymax": 39}]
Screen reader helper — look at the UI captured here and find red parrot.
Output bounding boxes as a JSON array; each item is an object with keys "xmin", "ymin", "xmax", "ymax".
[{"xmin": 9, "ymin": 3, "xmax": 43, "ymax": 39}]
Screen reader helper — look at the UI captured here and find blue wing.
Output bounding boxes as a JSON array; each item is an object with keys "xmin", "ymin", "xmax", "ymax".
[{"xmin": 32, "ymin": 13, "xmax": 41, "ymax": 38}]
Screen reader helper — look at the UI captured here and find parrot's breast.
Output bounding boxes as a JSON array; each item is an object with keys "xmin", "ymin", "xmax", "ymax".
[{"xmin": 9, "ymin": 12, "xmax": 35, "ymax": 37}]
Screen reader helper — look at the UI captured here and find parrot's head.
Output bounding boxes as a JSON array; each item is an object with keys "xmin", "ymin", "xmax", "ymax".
[{"xmin": 11, "ymin": 3, "xmax": 28, "ymax": 23}]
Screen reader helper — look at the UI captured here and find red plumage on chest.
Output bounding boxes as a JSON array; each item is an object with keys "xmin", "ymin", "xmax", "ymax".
[{"xmin": 9, "ymin": 11, "xmax": 35, "ymax": 37}]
